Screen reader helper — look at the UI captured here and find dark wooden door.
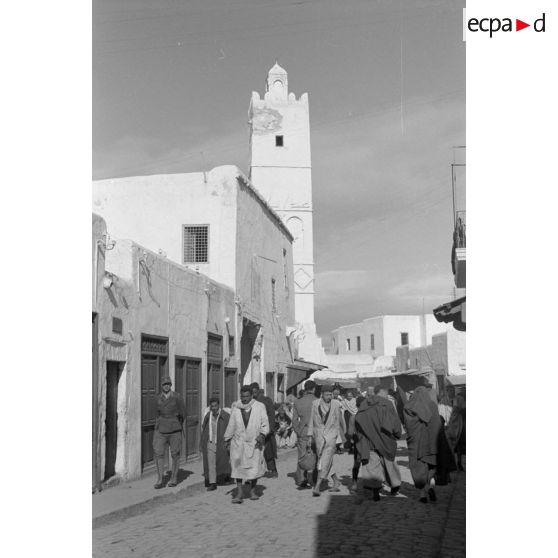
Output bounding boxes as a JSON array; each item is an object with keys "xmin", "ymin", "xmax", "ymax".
[
  {"xmin": 141, "ymin": 355, "xmax": 159, "ymax": 467},
  {"xmin": 185, "ymin": 359, "xmax": 201, "ymax": 458},
  {"xmin": 207, "ymin": 334, "xmax": 223, "ymax": 405},
  {"xmin": 104, "ymin": 361, "xmax": 122, "ymax": 480},
  {"xmin": 224, "ymin": 368, "xmax": 238, "ymax": 408}
]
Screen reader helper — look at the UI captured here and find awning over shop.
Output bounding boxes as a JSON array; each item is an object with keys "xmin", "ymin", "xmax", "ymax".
[
  {"xmin": 433, "ymin": 296, "xmax": 466, "ymax": 331},
  {"xmin": 286, "ymin": 359, "xmax": 325, "ymax": 392},
  {"xmin": 446, "ymin": 374, "xmax": 466, "ymax": 386}
]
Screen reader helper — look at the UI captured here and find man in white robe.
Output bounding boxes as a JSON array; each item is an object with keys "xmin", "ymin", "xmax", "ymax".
[
  {"xmin": 224, "ymin": 385, "xmax": 270, "ymax": 503},
  {"xmin": 308, "ymin": 385, "xmax": 346, "ymax": 497}
]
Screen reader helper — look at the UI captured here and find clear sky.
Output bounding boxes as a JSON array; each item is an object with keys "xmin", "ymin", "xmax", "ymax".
[{"xmin": 93, "ymin": 0, "xmax": 465, "ymax": 341}]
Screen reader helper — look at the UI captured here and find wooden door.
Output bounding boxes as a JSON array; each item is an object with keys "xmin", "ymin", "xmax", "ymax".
[
  {"xmin": 224, "ymin": 368, "xmax": 238, "ymax": 408},
  {"xmin": 141, "ymin": 355, "xmax": 159, "ymax": 467},
  {"xmin": 185, "ymin": 359, "xmax": 201, "ymax": 458},
  {"xmin": 207, "ymin": 334, "xmax": 223, "ymax": 405},
  {"xmin": 104, "ymin": 361, "xmax": 122, "ymax": 480}
]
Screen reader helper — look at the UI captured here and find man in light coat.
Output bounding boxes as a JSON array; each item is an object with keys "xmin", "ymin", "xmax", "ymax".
[
  {"xmin": 224, "ymin": 385, "xmax": 270, "ymax": 504},
  {"xmin": 308, "ymin": 384, "xmax": 346, "ymax": 496}
]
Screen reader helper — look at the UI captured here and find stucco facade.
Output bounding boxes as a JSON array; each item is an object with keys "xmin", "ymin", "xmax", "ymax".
[
  {"xmin": 331, "ymin": 314, "xmax": 451, "ymax": 358},
  {"xmin": 248, "ymin": 63, "xmax": 324, "ymax": 364},
  {"xmin": 93, "ymin": 216, "xmax": 239, "ymax": 483},
  {"xmin": 93, "ymin": 165, "xmax": 296, "ymax": 405}
]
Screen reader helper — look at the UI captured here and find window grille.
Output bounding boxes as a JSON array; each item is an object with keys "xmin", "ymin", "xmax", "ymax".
[{"xmin": 183, "ymin": 225, "xmax": 209, "ymax": 263}]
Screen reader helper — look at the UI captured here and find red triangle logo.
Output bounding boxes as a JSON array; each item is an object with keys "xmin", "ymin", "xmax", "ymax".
[{"xmin": 516, "ymin": 19, "xmax": 530, "ymax": 31}]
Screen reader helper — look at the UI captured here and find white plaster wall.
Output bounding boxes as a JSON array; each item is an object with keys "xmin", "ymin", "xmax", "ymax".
[
  {"xmin": 96, "ymin": 239, "xmax": 236, "ymax": 481},
  {"xmin": 423, "ymin": 314, "xmax": 452, "ymax": 344},
  {"xmin": 431, "ymin": 330, "xmax": 466, "ymax": 376},
  {"xmin": 382, "ymin": 316, "xmax": 422, "ymax": 356},
  {"xmin": 235, "ymin": 179, "xmax": 296, "ymax": 392},
  {"xmin": 92, "ymin": 169, "xmax": 237, "ymax": 290},
  {"xmin": 446, "ymin": 329, "xmax": 466, "ymax": 376}
]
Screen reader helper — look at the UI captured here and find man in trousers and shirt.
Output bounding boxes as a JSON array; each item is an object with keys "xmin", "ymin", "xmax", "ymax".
[
  {"xmin": 250, "ymin": 382, "xmax": 278, "ymax": 478},
  {"xmin": 224, "ymin": 385, "xmax": 270, "ymax": 503},
  {"xmin": 153, "ymin": 376, "xmax": 185, "ymax": 489},
  {"xmin": 292, "ymin": 380, "xmax": 317, "ymax": 489},
  {"xmin": 354, "ymin": 388, "xmax": 402, "ymax": 501},
  {"xmin": 200, "ymin": 397, "xmax": 231, "ymax": 491},
  {"xmin": 307, "ymin": 384, "xmax": 346, "ymax": 497}
]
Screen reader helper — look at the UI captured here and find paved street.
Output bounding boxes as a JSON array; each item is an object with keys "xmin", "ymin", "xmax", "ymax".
[{"xmin": 93, "ymin": 443, "xmax": 465, "ymax": 558}]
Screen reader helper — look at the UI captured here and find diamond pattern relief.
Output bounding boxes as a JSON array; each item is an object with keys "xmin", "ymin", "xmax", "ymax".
[{"xmin": 294, "ymin": 268, "xmax": 313, "ymax": 290}]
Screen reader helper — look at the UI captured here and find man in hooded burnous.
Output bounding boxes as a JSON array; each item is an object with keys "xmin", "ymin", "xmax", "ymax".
[
  {"xmin": 354, "ymin": 386, "xmax": 402, "ymax": 501},
  {"xmin": 224, "ymin": 385, "xmax": 270, "ymax": 503},
  {"xmin": 404, "ymin": 385, "xmax": 441, "ymax": 503},
  {"xmin": 200, "ymin": 397, "xmax": 231, "ymax": 491},
  {"xmin": 307, "ymin": 385, "xmax": 346, "ymax": 496}
]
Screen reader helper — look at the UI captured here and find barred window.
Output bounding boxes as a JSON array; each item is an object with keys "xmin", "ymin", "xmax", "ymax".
[{"xmin": 183, "ymin": 225, "xmax": 209, "ymax": 263}]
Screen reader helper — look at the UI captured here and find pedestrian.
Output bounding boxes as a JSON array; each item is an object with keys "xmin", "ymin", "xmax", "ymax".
[
  {"xmin": 332, "ymin": 385, "xmax": 345, "ymax": 454},
  {"xmin": 250, "ymin": 382, "xmax": 278, "ymax": 478},
  {"xmin": 353, "ymin": 386, "xmax": 402, "ymax": 501},
  {"xmin": 200, "ymin": 397, "xmax": 231, "ymax": 491},
  {"xmin": 437, "ymin": 394, "xmax": 453, "ymax": 425},
  {"xmin": 403, "ymin": 385, "xmax": 441, "ymax": 503},
  {"xmin": 275, "ymin": 403, "xmax": 297, "ymax": 449},
  {"xmin": 308, "ymin": 384, "xmax": 346, "ymax": 496},
  {"xmin": 373, "ymin": 385, "xmax": 403, "ymax": 494},
  {"xmin": 224, "ymin": 385, "xmax": 270, "ymax": 504},
  {"xmin": 347, "ymin": 395, "xmax": 367, "ymax": 491},
  {"xmin": 292, "ymin": 380, "xmax": 317, "ymax": 489},
  {"xmin": 446, "ymin": 393, "xmax": 466, "ymax": 471},
  {"xmin": 340, "ymin": 389, "xmax": 358, "ymax": 450},
  {"xmin": 153, "ymin": 375, "xmax": 185, "ymax": 489}
]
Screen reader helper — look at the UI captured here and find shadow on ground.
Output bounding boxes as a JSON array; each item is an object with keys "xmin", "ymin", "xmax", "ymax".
[{"xmin": 314, "ymin": 479, "xmax": 463, "ymax": 558}]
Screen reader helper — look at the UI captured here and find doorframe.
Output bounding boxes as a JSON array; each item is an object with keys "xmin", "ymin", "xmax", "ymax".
[{"xmin": 140, "ymin": 334, "xmax": 169, "ymax": 472}]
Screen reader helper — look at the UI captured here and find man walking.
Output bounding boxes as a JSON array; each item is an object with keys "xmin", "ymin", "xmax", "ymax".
[
  {"xmin": 373, "ymin": 385, "xmax": 403, "ymax": 495},
  {"xmin": 250, "ymin": 382, "xmax": 278, "ymax": 478},
  {"xmin": 200, "ymin": 397, "xmax": 231, "ymax": 491},
  {"xmin": 353, "ymin": 387, "xmax": 402, "ymax": 501},
  {"xmin": 153, "ymin": 375, "xmax": 185, "ymax": 489},
  {"xmin": 308, "ymin": 385, "xmax": 346, "ymax": 496},
  {"xmin": 224, "ymin": 385, "xmax": 270, "ymax": 503},
  {"xmin": 292, "ymin": 380, "xmax": 317, "ymax": 489}
]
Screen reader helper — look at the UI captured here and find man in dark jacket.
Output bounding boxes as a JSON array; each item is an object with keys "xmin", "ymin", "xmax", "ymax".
[
  {"xmin": 292, "ymin": 380, "xmax": 317, "ymax": 488},
  {"xmin": 251, "ymin": 382, "xmax": 278, "ymax": 478},
  {"xmin": 354, "ymin": 391, "xmax": 402, "ymax": 501},
  {"xmin": 200, "ymin": 397, "xmax": 231, "ymax": 490},
  {"xmin": 153, "ymin": 376, "xmax": 185, "ymax": 489}
]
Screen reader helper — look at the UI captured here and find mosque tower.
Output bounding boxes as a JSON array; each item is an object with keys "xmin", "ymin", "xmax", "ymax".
[{"xmin": 248, "ymin": 62, "xmax": 324, "ymax": 364}]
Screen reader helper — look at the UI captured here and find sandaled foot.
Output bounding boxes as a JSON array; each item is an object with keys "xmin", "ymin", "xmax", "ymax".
[
  {"xmin": 232, "ymin": 497, "xmax": 243, "ymax": 504},
  {"xmin": 249, "ymin": 493, "xmax": 260, "ymax": 501},
  {"xmin": 312, "ymin": 488, "xmax": 321, "ymax": 497},
  {"xmin": 154, "ymin": 481, "xmax": 164, "ymax": 489},
  {"xmin": 167, "ymin": 480, "xmax": 178, "ymax": 487}
]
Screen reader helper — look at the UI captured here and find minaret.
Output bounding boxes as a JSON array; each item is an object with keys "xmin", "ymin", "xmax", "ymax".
[{"xmin": 249, "ymin": 62, "xmax": 323, "ymax": 363}]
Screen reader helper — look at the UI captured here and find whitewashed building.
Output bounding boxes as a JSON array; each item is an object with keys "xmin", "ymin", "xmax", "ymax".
[{"xmin": 330, "ymin": 314, "xmax": 451, "ymax": 358}]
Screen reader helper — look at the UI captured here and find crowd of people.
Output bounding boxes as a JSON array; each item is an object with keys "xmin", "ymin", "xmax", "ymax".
[{"xmin": 152, "ymin": 376, "xmax": 466, "ymax": 504}]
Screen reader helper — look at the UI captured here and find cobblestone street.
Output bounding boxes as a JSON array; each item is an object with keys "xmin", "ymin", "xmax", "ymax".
[{"xmin": 93, "ymin": 443, "xmax": 465, "ymax": 558}]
